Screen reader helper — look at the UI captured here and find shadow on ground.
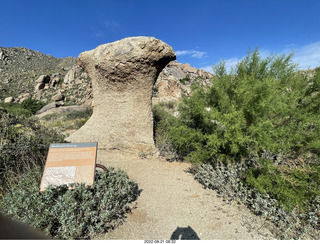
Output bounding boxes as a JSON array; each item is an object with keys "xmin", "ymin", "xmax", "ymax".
[{"xmin": 170, "ymin": 226, "xmax": 200, "ymax": 240}]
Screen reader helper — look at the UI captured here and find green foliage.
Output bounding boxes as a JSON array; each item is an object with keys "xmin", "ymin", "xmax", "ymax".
[
  {"xmin": 179, "ymin": 77, "xmax": 190, "ymax": 85},
  {"xmin": 164, "ymin": 49, "xmax": 320, "ymax": 163},
  {"xmin": 153, "ymin": 85, "xmax": 159, "ymax": 97},
  {"xmin": 0, "ymin": 98, "xmax": 46, "ymax": 116},
  {"xmin": 1, "ymin": 167, "xmax": 140, "ymax": 239},
  {"xmin": 245, "ymin": 159, "xmax": 320, "ymax": 211},
  {"xmin": 40, "ymin": 107, "xmax": 93, "ymax": 131},
  {"xmin": 21, "ymin": 97, "xmax": 46, "ymax": 114},
  {"xmin": 0, "ymin": 102, "xmax": 32, "ymax": 116},
  {"xmin": 0, "ymin": 110, "xmax": 64, "ymax": 191},
  {"xmin": 152, "ymin": 104, "xmax": 180, "ymax": 161},
  {"xmin": 194, "ymin": 162, "xmax": 320, "ymax": 239},
  {"xmin": 153, "ymin": 49, "xmax": 320, "ymax": 231},
  {"xmin": 63, "ymin": 108, "xmax": 93, "ymax": 121}
]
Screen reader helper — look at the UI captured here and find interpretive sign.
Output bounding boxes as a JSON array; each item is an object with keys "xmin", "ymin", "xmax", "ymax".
[{"xmin": 40, "ymin": 142, "xmax": 98, "ymax": 191}]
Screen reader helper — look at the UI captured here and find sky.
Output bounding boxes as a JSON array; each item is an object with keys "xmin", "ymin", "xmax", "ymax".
[{"xmin": 1, "ymin": 0, "xmax": 320, "ymax": 72}]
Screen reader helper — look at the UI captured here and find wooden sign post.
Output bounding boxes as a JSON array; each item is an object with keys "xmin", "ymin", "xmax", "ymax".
[{"xmin": 40, "ymin": 142, "xmax": 98, "ymax": 192}]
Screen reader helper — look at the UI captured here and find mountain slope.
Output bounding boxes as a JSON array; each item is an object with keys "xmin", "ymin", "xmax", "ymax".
[{"xmin": 0, "ymin": 47, "xmax": 76, "ymax": 100}]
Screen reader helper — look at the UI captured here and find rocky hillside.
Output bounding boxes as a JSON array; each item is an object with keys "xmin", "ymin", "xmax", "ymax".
[
  {"xmin": 0, "ymin": 47, "xmax": 76, "ymax": 101},
  {"xmin": 154, "ymin": 61, "xmax": 212, "ymax": 104},
  {"xmin": 0, "ymin": 46, "xmax": 212, "ymax": 107}
]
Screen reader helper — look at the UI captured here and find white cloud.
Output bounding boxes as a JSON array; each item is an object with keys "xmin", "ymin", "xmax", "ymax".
[
  {"xmin": 104, "ymin": 21, "xmax": 120, "ymax": 30},
  {"xmin": 176, "ymin": 49, "xmax": 207, "ymax": 59},
  {"xmin": 223, "ymin": 57, "xmax": 241, "ymax": 72},
  {"xmin": 191, "ymin": 51, "xmax": 207, "ymax": 58},
  {"xmin": 291, "ymin": 41, "xmax": 320, "ymax": 69},
  {"xmin": 201, "ymin": 65, "xmax": 213, "ymax": 73},
  {"xmin": 91, "ymin": 20, "xmax": 120, "ymax": 39},
  {"xmin": 94, "ymin": 30, "xmax": 105, "ymax": 38},
  {"xmin": 204, "ymin": 41, "xmax": 320, "ymax": 73},
  {"xmin": 202, "ymin": 57, "xmax": 241, "ymax": 73}
]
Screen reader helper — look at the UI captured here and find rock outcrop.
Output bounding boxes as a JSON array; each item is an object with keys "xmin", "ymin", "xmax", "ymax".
[
  {"xmin": 0, "ymin": 47, "xmax": 76, "ymax": 101},
  {"xmin": 153, "ymin": 61, "xmax": 212, "ymax": 104},
  {"xmin": 35, "ymin": 104, "xmax": 89, "ymax": 118},
  {"xmin": 67, "ymin": 37, "xmax": 176, "ymax": 153}
]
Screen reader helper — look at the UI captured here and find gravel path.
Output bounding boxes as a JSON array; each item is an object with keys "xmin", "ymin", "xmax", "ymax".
[{"xmin": 95, "ymin": 151, "xmax": 275, "ymax": 240}]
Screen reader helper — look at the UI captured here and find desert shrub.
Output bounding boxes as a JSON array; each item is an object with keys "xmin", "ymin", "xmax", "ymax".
[
  {"xmin": 63, "ymin": 107, "xmax": 93, "ymax": 121},
  {"xmin": 21, "ymin": 97, "xmax": 46, "ymax": 114},
  {"xmin": 41, "ymin": 107, "xmax": 93, "ymax": 130},
  {"xmin": 194, "ymin": 161, "xmax": 320, "ymax": 239},
  {"xmin": 0, "ymin": 102, "xmax": 32, "ymax": 116},
  {"xmin": 152, "ymin": 104, "xmax": 180, "ymax": 161},
  {"xmin": 166, "ymin": 49, "xmax": 319, "ymax": 163},
  {"xmin": 0, "ymin": 110, "xmax": 64, "ymax": 191},
  {"xmin": 1, "ymin": 167, "xmax": 140, "ymax": 239},
  {"xmin": 0, "ymin": 98, "xmax": 46, "ymax": 116},
  {"xmin": 153, "ymin": 49, "xmax": 320, "ymax": 236},
  {"xmin": 245, "ymin": 158, "xmax": 320, "ymax": 211}
]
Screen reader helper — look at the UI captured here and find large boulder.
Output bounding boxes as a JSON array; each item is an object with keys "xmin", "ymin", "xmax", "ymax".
[
  {"xmin": 35, "ymin": 102, "xmax": 58, "ymax": 115},
  {"xmin": 67, "ymin": 36, "xmax": 176, "ymax": 154},
  {"xmin": 36, "ymin": 105, "xmax": 89, "ymax": 118}
]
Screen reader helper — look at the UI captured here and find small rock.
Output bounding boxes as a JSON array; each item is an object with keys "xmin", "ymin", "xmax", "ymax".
[
  {"xmin": 19, "ymin": 93, "xmax": 31, "ymax": 99},
  {"xmin": 4, "ymin": 97, "xmax": 14, "ymax": 103},
  {"xmin": 50, "ymin": 77, "xmax": 61, "ymax": 88},
  {"xmin": 0, "ymin": 51, "xmax": 8, "ymax": 60},
  {"xmin": 51, "ymin": 93, "xmax": 65, "ymax": 102},
  {"xmin": 75, "ymin": 78, "xmax": 82, "ymax": 84}
]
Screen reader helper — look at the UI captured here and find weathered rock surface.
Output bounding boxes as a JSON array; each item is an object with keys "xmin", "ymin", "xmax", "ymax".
[
  {"xmin": 35, "ymin": 104, "xmax": 89, "ymax": 118},
  {"xmin": 17, "ymin": 93, "xmax": 31, "ymax": 103},
  {"xmin": 67, "ymin": 36, "xmax": 176, "ymax": 153},
  {"xmin": 153, "ymin": 61, "xmax": 212, "ymax": 104},
  {"xmin": 35, "ymin": 102, "xmax": 58, "ymax": 115},
  {"xmin": 51, "ymin": 92, "xmax": 65, "ymax": 102}
]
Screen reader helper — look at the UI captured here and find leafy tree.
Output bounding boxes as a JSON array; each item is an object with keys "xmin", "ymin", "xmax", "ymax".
[{"xmin": 165, "ymin": 49, "xmax": 319, "ymax": 164}]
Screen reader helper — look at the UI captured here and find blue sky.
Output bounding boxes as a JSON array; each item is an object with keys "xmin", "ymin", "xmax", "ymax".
[{"xmin": 1, "ymin": 0, "xmax": 320, "ymax": 72}]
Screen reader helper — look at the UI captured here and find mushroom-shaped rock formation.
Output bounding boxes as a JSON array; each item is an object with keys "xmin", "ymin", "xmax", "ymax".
[{"xmin": 67, "ymin": 36, "xmax": 176, "ymax": 154}]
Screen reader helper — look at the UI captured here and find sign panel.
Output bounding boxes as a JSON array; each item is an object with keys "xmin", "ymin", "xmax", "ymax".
[{"xmin": 40, "ymin": 142, "xmax": 98, "ymax": 191}]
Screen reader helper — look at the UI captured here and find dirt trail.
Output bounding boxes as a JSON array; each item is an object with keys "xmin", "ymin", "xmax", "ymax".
[{"xmin": 95, "ymin": 151, "xmax": 275, "ymax": 240}]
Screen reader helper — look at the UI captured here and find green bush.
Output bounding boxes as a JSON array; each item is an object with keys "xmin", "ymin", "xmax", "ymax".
[
  {"xmin": 0, "ymin": 98, "xmax": 46, "ymax": 116},
  {"xmin": 0, "ymin": 102, "xmax": 32, "ymax": 116},
  {"xmin": 63, "ymin": 107, "xmax": 93, "ymax": 121},
  {"xmin": 153, "ymin": 49, "xmax": 320, "ymax": 222},
  {"xmin": 245, "ymin": 159, "xmax": 320, "ymax": 211},
  {"xmin": 152, "ymin": 105, "xmax": 180, "ymax": 161},
  {"xmin": 166, "ymin": 50, "xmax": 319, "ymax": 163},
  {"xmin": 40, "ymin": 107, "xmax": 93, "ymax": 131},
  {"xmin": 21, "ymin": 97, "xmax": 46, "ymax": 114},
  {"xmin": 194, "ymin": 162, "xmax": 320, "ymax": 239},
  {"xmin": 0, "ymin": 110, "xmax": 64, "ymax": 191},
  {"xmin": 1, "ymin": 167, "xmax": 140, "ymax": 239}
]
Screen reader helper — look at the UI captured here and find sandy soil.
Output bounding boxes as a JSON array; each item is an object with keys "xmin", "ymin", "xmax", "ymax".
[{"xmin": 94, "ymin": 150, "xmax": 275, "ymax": 240}]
